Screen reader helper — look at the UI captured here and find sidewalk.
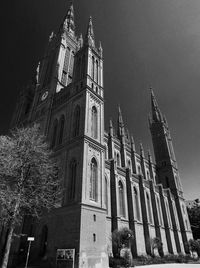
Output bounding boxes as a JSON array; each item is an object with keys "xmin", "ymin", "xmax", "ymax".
[{"xmin": 136, "ymin": 264, "xmax": 200, "ymax": 268}]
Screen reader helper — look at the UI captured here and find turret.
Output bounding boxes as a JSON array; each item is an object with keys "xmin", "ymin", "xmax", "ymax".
[
  {"xmin": 85, "ymin": 16, "xmax": 95, "ymax": 47},
  {"xmin": 63, "ymin": 2, "xmax": 75, "ymax": 37},
  {"xmin": 117, "ymin": 106, "xmax": 125, "ymax": 138},
  {"xmin": 150, "ymin": 88, "xmax": 163, "ymax": 123}
]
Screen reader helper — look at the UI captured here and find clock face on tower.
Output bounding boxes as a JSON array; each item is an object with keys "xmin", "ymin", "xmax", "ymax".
[{"xmin": 41, "ymin": 91, "xmax": 48, "ymax": 101}]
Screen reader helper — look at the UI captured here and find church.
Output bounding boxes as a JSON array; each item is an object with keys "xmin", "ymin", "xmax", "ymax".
[{"xmin": 8, "ymin": 3, "xmax": 193, "ymax": 268}]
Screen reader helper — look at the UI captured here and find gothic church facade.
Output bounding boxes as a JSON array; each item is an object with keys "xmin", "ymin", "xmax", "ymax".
[{"xmin": 9, "ymin": 3, "xmax": 193, "ymax": 268}]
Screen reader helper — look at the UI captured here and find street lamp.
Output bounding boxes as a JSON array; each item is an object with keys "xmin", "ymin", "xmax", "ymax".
[{"xmin": 25, "ymin": 237, "xmax": 34, "ymax": 268}]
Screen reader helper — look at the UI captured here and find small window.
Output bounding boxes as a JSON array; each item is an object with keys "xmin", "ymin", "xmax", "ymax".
[
  {"xmin": 93, "ymin": 214, "xmax": 96, "ymax": 222},
  {"xmin": 91, "ymin": 106, "xmax": 98, "ymax": 139},
  {"xmin": 93, "ymin": 233, "xmax": 96, "ymax": 242}
]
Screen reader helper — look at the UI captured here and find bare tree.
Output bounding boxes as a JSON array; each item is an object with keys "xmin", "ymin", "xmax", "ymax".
[{"xmin": 0, "ymin": 124, "xmax": 60, "ymax": 268}]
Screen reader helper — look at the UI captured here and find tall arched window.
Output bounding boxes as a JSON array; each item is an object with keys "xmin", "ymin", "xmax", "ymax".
[
  {"xmin": 92, "ymin": 56, "xmax": 95, "ymax": 80},
  {"xmin": 51, "ymin": 119, "xmax": 58, "ymax": 148},
  {"xmin": 165, "ymin": 199, "xmax": 172, "ymax": 227},
  {"xmin": 105, "ymin": 177, "xmax": 108, "ymax": 213},
  {"xmin": 69, "ymin": 159, "xmax": 77, "ymax": 200},
  {"xmin": 146, "ymin": 192, "xmax": 153, "ymax": 224},
  {"xmin": 119, "ymin": 181, "xmax": 125, "ymax": 217},
  {"xmin": 133, "ymin": 187, "xmax": 140, "ymax": 221},
  {"xmin": 91, "ymin": 106, "xmax": 98, "ymax": 138},
  {"xmin": 73, "ymin": 106, "xmax": 80, "ymax": 137},
  {"xmin": 95, "ymin": 60, "xmax": 98, "ymax": 83},
  {"xmin": 58, "ymin": 115, "xmax": 65, "ymax": 145},
  {"xmin": 90, "ymin": 158, "xmax": 98, "ymax": 201},
  {"xmin": 156, "ymin": 196, "xmax": 163, "ymax": 226},
  {"xmin": 116, "ymin": 153, "xmax": 120, "ymax": 166}
]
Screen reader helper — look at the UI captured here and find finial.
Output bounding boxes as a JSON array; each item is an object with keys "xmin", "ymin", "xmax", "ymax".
[
  {"xmin": 85, "ymin": 16, "xmax": 95, "ymax": 47},
  {"xmin": 140, "ymin": 142, "xmax": 144, "ymax": 157},
  {"xmin": 49, "ymin": 31, "xmax": 54, "ymax": 42},
  {"xmin": 109, "ymin": 118, "xmax": 114, "ymax": 136},
  {"xmin": 63, "ymin": 1, "xmax": 75, "ymax": 36},
  {"xmin": 131, "ymin": 135, "xmax": 136, "ymax": 151},
  {"xmin": 99, "ymin": 41, "xmax": 103, "ymax": 56},
  {"xmin": 147, "ymin": 149, "xmax": 152, "ymax": 163},
  {"xmin": 126, "ymin": 128, "xmax": 130, "ymax": 141}
]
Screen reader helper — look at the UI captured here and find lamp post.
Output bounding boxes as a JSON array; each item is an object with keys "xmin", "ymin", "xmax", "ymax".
[{"xmin": 25, "ymin": 237, "xmax": 34, "ymax": 268}]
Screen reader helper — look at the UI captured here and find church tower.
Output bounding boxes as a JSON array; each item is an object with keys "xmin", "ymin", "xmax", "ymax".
[
  {"xmin": 11, "ymin": 4, "xmax": 108, "ymax": 267},
  {"xmin": 149, "ymin": 89, "xmax": 191, "ymax": 253}
]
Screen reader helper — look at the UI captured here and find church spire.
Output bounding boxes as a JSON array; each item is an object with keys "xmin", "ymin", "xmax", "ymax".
[
  {"xmin": 150, "ymin": 88, "xmax": 163, "ymax": 122},
  {"xmin": 117, "ymin": 106, "xmax": 125, "ymax": 137},
  {"xmin": 63, "ymin": 2, "xmax": 75, "ymax": 36},
  {"xmin": 85, "ymin": 16, "xmax": 95, "ymax": 47}
]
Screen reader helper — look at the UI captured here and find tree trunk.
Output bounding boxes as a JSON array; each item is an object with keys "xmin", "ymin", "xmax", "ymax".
[
  {"xmin": 1, "ymin": 199, "xmax": 20, "ymax": 268},
  {"xmin": 1, "ymin": 223, "xmax": 14, "ymax": 268}
]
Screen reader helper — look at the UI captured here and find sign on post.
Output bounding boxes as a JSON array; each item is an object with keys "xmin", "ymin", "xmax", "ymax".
[
  {"xmin": 56, "ymin": 249, "xmax": 75, "ymax": 268},
  {"xmin": 27, "ymin": 237, "xmax": 35, "ymax": 241}
]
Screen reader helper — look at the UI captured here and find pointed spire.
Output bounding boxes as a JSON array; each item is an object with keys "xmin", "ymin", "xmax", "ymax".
[
  {"xmin": 117, "ymin": 105, "xmax": 125, "ymax": 137},
  {"xmin": 118, "ymin": 106, "xmax": 124, "ymax": 125},
  {"xmin": 85, "ymin": 16, "xmax": 95, "ymax": 47},
  {"xmin": 125, "ymin": 128, "xmax": 130, "ymax": 142},
  {"xmin": 131, "ymin": 135, "xmax": 136, "ymax": 151},
  {"xmin": 109, "ymin": 119, "xmax": 114, "ymax": 136},
  {"xmin": 150, "ymin": 87, "xmax": 163, "ymax": 123},
  {"xmin": 140, "ymin": 142, "xmax": 145, "ymax": 157},
  {"xmin": 63, "ymin": 2, "xmax": 75, "ymax": 36},
  {"xmin": 49, "ymin": 31, "xmax": 55, "ymax": 42},
  {"xmin": 148, "ymin": 149, "xmax": 153, "ymax": 163},
  {"xmin": 99, "ymin": 41, "xmax": 103, "ymax": 57}
]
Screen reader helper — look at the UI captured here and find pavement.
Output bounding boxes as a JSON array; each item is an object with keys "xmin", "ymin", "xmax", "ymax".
[{"xmin": 136, "ymin": 264, "xmax": 200, "ymax": 268}]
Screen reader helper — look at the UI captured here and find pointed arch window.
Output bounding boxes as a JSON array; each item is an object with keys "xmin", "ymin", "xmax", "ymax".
[
  {"xmin": 119, "ymin": 181, "xmax": 125, "ymax": 217},
  {"xmin": 69, "ymin": 159, "xmax": 77, "ymax": 200},
  {"xmin": 92, "ymin": 56, "xmax": 95, "ymax": 80},
  {"xmin": 116, "ymin": 153, "xmax": 120, "ymax": 166},
  {"xmin": 95, "ymin": 60, "xmax": 98, "ymax": 83},
  {"xmin": 146, "ymin": 192, "xmax": 153, "ymax": 224},
  {"xmin": 91, "ymin": 106, "xmax": 98, "ymax": 138},
  {"xmin": 51, "ymin": 119, "xmax": 58, "ymax": 148},
  {"xmin": 73, "ymin": 106, "xmax": 80, "ymax": 137},
  {"xmin": 105, "ymin": 176, "xmax": 108, "ymax": 213},
  {"xmin": 156, "ymin": 196, "xmax": 163, "ymax": 226},
  {"xmin": 90, "ymin": 158, "xmax": 98, "ymax": 201},
  {"xmin": 133, "ymin": 187, "xmax": 140, "ymax": 221},
  {"xmin": 165, "ymin": 199, "xmax": 172, "ymax": 228},
  {"xmin": 58, "ymin": 115, "xmax": 65, "ymax": 145}
]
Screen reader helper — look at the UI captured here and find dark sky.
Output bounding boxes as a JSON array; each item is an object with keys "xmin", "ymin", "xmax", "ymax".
[{"xmin": 1, "ymin": 0, "xmax": 200, "ymax": 199}]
